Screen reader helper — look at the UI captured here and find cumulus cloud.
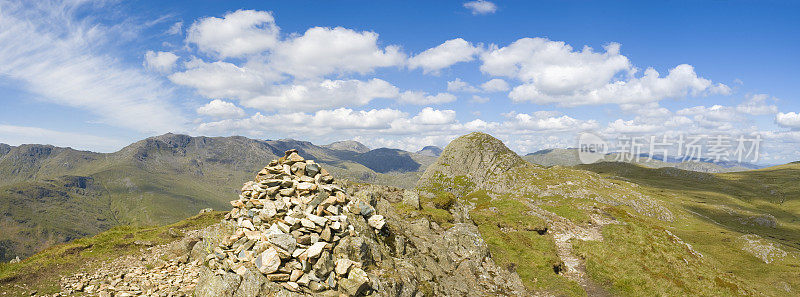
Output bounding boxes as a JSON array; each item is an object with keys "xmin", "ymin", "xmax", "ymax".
[
  {"xmin": 271, "ymin": 27, "xmax": 405, "ymax": 78},
  {"xmin": 510, "ymin": 64, "xmax": 730, "ymax": 106},
  {"xmin": 501, "ymin": 111, "xmax": 598, "ymax": 132},
  {"xmin": 408, "ymin": 38, "xmax": 480, "ymax": 74},
  {"xmin": 0, "ymin": 1, "xmax": 185, "ymax": 133},
  {"xmin": 196, "ymin": 99, "xmax": 246, "ymax": 119},
  {"xmin": 481, "ymin": 78, "xmax": 509, "ymax": 92},
  {"xmin": 187, "ymin": 9, "xmax": 280, "ymax": 58},
  {"xmin": 604, "ymin": 119, "xmax": 662, "ymax": 134},
  {"xmin": 776, "ymin": 112, "xmax": 800, "ymax": 129},
  {"xmin": 243, "ymin": 79, "xmax": 400, "ymax": 111},
  {"xmin": 398, "ymin": 91, "xmax": 457, "ymax": 105},
  {"xmin": 196, "ymin": 107, "xmax": 460, "ymax": 137},
  {"xmin": 169, "ymin": 58, "xmax": 281, "ymax": 100},
  {"xmin": 144, "ymin": 50, "xmax": 179, "ymax": 72},
  {"xmin": 483, "ymin": 38, "xmax": 729, "ymax": 106},
  {"xmin": 412, "ymin": 107, "xmax": 457, "ymax": 125},
  {"xmin": 482, "ymin": 39, "xmax": 632, "ymax": 93},
  {"xmin": 736, "ymin": 93, "xmax": 778, "ymax": 115},
  {"xmin": 447, "ymin": 78, "xmax": 480, "ymax": 92},
  {"xmin": 448, "ymin": 78, "xmax": 509, "ymax": 94},
  {"xmin": 463, "ymin": 0, "xmax": 497, "ymax": 15}
]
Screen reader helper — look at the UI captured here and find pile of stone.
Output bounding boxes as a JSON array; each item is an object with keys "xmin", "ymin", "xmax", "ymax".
[{"xmin": 206, "ymin": 149, "xmax": 373, "ymax": 294}]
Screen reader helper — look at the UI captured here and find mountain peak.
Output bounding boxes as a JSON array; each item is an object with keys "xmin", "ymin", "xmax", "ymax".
[
  {"xmin": 322, "ymin": 140, "xmax": 370, "ymax": 153},
  {"xmin": 417, "ymin": 145, "xmax": 443, "ymax": 157},
  {"xmin": 418, "ymin": 132, "xmax": 526, "ymax": 192}
]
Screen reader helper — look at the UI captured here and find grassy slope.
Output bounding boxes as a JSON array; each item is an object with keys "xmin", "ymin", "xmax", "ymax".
[
  {"xmin": 575, "ymin": 161, "xmax": 800, "ymax": 296},
  {"xmin": 420, "ymin": 132, "xmax": 795, "ymax": 296},
  {"xmin": 0, "ymin": 211, "xmax": 225, "ymax": 296}
]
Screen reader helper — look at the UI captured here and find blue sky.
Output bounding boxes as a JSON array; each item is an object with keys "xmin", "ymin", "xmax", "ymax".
[{"xmin": 0, "ymin": 0, "xmax": 799, "ymax": 164}]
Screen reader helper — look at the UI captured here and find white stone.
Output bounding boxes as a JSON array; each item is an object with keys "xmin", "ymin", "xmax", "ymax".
[
  {"xmin": 255, "ymin": 248, "xmax": 281, "ymax": 274},
  {"xmin": 335, "ymin": 258, "xmax": 354, "ymax": 276},
  {"xmin": 307, "ymin": 213, "xmax": 328, "ymax": 226},
  {"xmin": 368, "ymin": 215, "xmax": 386, "ymax": 230},
  {"xmin": 306, "ymin": 242, "xmax": 327, "ymax": 259}
]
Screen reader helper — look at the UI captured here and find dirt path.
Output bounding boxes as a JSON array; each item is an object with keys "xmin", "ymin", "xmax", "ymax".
[{"xmin": 524, "ymin": 202, "xmax": 613, "ymax": 297}]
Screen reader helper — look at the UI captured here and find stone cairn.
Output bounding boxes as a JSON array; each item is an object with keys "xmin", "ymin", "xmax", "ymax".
[{"xmin": 206, "ymin": 149, "xmax": 378, "ymax": 294}]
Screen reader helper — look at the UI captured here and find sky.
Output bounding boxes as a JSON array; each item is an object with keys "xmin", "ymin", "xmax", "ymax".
[{"xmin": 0, "ymin": 0, "xmax": 799, "ymax": 164}]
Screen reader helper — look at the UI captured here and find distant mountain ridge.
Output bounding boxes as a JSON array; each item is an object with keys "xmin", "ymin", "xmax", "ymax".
[
  {"xmin": 0, "ymin": 133, "xmax": 436, "ymax": 261},
  {"xmin": 322, "ymin": 140, "xmax": 371, "ymax": 153},
  {"xmin": 523, "ymin": 148, "xmax": 763, "ymax": 173}
]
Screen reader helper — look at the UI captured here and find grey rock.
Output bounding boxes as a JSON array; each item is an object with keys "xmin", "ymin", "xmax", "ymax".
[
  {"xmin": 195, "ymin": 268, "xmax": 242, "ymax": 297},
  {"xmin": 340, "ymin": 267, "xmax": 370, "ymax": 296},
  {"xmin": 313, "ymin": 251, "xmax": 334, "ymax": 278},
  {"xmin": 268, "ymin": 234, "xmax": 296, "ymax": 254}
]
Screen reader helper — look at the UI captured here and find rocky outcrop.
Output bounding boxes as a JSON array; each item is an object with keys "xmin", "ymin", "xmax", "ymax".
[
  {"xmin": 189, "ymin": 150, "xmax": 528, "ymax": 296},
  {"xmin": 417, "ymin": 132, "xmax": 527, "ymax": 194}
]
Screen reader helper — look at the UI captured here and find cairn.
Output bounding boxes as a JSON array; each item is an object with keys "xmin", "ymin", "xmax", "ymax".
[{"xmin": 207, "ymin": 149, "xmax": 375, "ymax": 294}]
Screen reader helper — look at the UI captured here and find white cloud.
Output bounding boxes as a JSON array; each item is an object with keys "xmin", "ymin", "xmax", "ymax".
[
  {"xmin": 776, "ymin": 112, "xmax": 800, "ymax": 129},
  {"xmin": 271, "ymin": 27, "xmax": 405, "ymax": 78},
  {"xmin": 470, "ymin": 95, "xmax": 490, "ymax": 103},
  {"xmin": 483, "ymin": 38, "xmax": 729, "ymax": 107},
  {"xmin": 501, "ymin": 112, "xmax": 598, "ymax": 132},
  {"xmin": 196, "ymin": 99, "xmax": 246, "ymax": 119},
  {"xmin": 604, "ymin": 119, "xmax": 661, "ymax": 134},
  {"xmin": 736, "ymin": 93, "xmax": 778, "ymax": 115},
  {"xmin": 187, "ymin": 9, "xmax": 280, "ymax": 58},
  {"xmin": 166, "ymin": 21, "xmax": 183, "ymax": 35},
  {"xmin": 481, "ymin": 78, "xmax": 509, "ymax": 92},
  {"xmin": 144, "ymin": 50, "xmax": 179, "ymax": 72},
  {"xmin": 677, "ymin": 105, "xmax": 740, "ymax": 122},
  {"xmin": 244, "ymin": 79, "xmax": 400, "ymax": 111},
  {"xmin": 448, "ymin": 78, "xmax": 509, "ymax": 93},
  {"xmin": 482, "ymin": 38, "xmax": 632, "ymax": 94},
  {"xmin": 0, "ymin": 124, "xmax": 126, "ymax": 152},
  {"xmin": 0, "ymin": 1, "xmax": 185, "ymax": 133},
  {"xmin": 510, "ymin": 64, "xmax": 730, "ymax": 106},
  {"xmin": 447, "ymin": 78, "xmax": 480, "ymax": 92},
  {"xmin": 408, "ymin": 38, "xmax": 480, "ymax": 74},
  {"xmin": 463, "ymin": 0, "xmax": 497, "ymax": 15},
  {"xmin": 398, "ymin": 91, "xmax": 457, "ymax": 105},
  {"xmin": 412, "ymin": 107, "xmax": 457, "ymax": 125},
  {"xmin": 169, "ymin": 58, "xmax": 281, "ymax": 100}
]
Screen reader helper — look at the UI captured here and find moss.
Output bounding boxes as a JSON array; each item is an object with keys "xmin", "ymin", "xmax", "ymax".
[
  {"xmin": 420, "ymin": 172, "xmax": 475, "ymax": 198},
  {"xmin": 418, "ymin": 280, "xmax": 434, "ymax": 296},
  {"xmin": 391, "ymin": 202, "xmax": 454, "ymax": 230}
]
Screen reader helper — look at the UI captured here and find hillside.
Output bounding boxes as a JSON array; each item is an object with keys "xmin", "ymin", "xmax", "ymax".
[
  {"xmin": 0, "ymin": 134, "xmax": 435, "ymax": 262},
  {"xmin": 523, "ymin": 148, "xmax": 759, "ymax": 173},
  {"xmin": 418, "ymin": 132, "xmax": 799, "ymax": 296}
]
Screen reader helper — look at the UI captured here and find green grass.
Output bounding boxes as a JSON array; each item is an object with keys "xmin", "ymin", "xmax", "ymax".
[
  {"xmin": 0, "ymin": 211, "xmax": 225, "ymax": 295},
  {"xmin": 575, "ymin": 161, "xmax": 800, "ymax": 296},
  {"xmin": 573, "ymin": 208, "xmax": 752, "ymax": 296},
  {"xmin": 465, "ymin": 190, "xmax": 584, "ymax": 296}
]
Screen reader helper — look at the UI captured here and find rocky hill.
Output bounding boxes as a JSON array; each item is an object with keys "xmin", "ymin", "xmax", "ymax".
[{"xmin": 0, "ymin": 134, "xmax": 435, "ymax": 262}]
